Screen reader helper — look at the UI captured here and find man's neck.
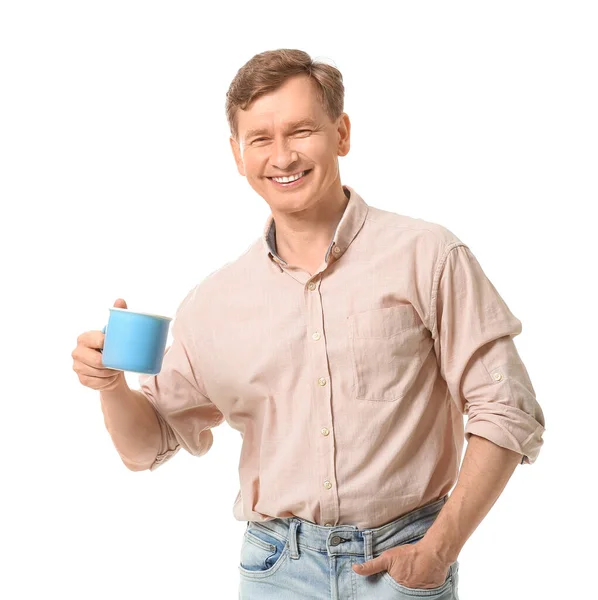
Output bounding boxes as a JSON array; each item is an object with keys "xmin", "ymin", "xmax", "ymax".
[{"xmin": 272, "ymin": 185, "xmax": 349, "ymax": 272}]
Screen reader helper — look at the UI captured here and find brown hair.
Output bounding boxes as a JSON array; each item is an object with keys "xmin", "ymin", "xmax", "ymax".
[{"xmin": 225, "ymin": 49, "xmax": 345, "ymax": 142}]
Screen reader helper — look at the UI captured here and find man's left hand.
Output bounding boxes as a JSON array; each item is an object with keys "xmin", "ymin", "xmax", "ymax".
[{"xmin": 352, "ymin": 538, "xmax": 450, "ymax": 589}]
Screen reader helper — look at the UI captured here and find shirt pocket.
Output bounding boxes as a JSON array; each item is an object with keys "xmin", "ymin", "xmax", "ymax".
[{"xmin": 348, "ymin": 304, "xmax": 425, "ymax": 402}]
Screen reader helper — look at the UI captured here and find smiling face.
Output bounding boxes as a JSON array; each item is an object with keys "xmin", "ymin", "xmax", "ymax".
[{"xmin": 230, "ymin": 74, "xmax": 350, "ymax": 217}]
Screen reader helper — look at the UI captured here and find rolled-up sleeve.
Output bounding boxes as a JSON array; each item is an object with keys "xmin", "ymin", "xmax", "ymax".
[
  {"xmin": 430, "ymin": 243, "xmax": 546, "ymax": 465},
  {"xmin": 138, "ymin": 288, "xmax": 225, "ymax": 471}
]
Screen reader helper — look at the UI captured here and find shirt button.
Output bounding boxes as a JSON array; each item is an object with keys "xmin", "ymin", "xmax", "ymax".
[
  {"xmin": 307, "ymin": 282, "xmax": 317, "ymax": 291},
  {"xmin": 317, "ymin": 377, "xmax": 327, "ymax": 386},
  {"xmin": 333, "ymin": 246, "xmax": 341, "ymax": 254},
  {"xmin": 325, "ymin": 522, "xmax": 332, "ymax": 527},
  {"xmin": 321, "ymin": 427, "xmax": 330, "ymax": 436},
  {"xmin": 493, "ymin": 372, "xmax": 503, "ymax": 381},
  {"xmin": 312, "ymin": 331, "xmax": 321, "ymax": 341},
  {"xmin": 323, "ymin": 480, "xmax": 332, "ymax": 489}
]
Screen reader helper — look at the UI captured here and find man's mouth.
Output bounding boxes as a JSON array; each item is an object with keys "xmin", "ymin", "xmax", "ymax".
[{"xmin": 267, "ymin": 169, "xmax": 312, "ymax": 188}]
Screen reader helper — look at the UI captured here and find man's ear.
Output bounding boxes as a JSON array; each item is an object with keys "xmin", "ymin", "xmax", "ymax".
[
  {"xmin": 337, "ymin": 113, "xmax": 351, "ymax": 157},
  {"xmin": 229, "ymin": 136, "xmax": 246, "ymax": 177}
]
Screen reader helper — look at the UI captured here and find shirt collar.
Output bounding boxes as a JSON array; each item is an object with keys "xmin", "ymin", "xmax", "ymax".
[{"xmin": 261, "ymin": 185, "xmax": 369, "ymax": 267}]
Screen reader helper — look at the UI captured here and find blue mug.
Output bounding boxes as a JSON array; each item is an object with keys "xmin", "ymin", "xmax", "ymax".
[{"xmin": 100, "ymin": 308, "xmax": 172, "ymax": 375}]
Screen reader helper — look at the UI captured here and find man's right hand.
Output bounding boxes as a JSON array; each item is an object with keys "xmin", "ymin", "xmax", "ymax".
[{"xmin": 72, "ymin": 298, "xmax": 128, "ymax": 392}]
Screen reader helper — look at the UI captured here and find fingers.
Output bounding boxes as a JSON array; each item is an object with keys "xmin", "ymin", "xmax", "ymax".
[
  {"xmin": 353, "ymin": 552, "xmax": 388, "ymax": 576},
  {"xmin": 72, "ymin": 345, "xmax": 116, "ymax": 378},
  {"xmin": 75, "ymin": 364, "xmax": 118, "ymax": 379},
  {"xmin": 77, "ymin": 330, "xmax": 105, "ymax": 351},
  {"xmin": 73, "ymin": 326, "xmax": 125, "ymax": 391},
  {"xmin": 76, "ymin": 372, "xmax": 124, "ymax": 392},
  {"xmin": 72, "ymin": 344, "xmax": 103, "ymax": 368}
]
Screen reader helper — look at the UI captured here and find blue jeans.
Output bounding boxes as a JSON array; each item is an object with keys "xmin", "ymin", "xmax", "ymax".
[{"xmin": 238, "ymin": 494, "xmax": 460, "ymax": 599}]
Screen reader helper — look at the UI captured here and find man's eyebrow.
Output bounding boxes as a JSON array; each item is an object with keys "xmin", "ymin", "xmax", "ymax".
[{"xmin": 243, "ymin": 118, "xmax": 319, "ymax": 141}]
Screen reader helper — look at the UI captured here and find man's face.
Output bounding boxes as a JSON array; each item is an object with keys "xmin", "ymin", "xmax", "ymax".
[{"xmin": 230, "ymin": 74, "xmax": 350, "ymax": 216}]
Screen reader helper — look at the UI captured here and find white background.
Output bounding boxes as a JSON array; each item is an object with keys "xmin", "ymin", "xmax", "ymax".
[{"xmin": 1, "ymin": 1, "xmax": 596, "ymax": 598}]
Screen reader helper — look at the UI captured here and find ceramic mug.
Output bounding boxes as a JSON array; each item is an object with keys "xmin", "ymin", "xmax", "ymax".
[{"xmin": 100, "ymin": 307, "xmax": 172, "ymax": 375}]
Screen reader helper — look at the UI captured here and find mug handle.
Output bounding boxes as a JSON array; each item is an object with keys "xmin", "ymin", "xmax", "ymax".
[{"xmin": 100, "ymin": 324, "xmax": 107, "ymax": 354}]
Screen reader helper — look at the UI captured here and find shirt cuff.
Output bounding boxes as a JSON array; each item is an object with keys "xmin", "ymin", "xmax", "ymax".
[
  {"xmin": 149, "ymin": 446, "xmax": 180, "ymax": 471},
  {"xmin": 465, "ymin": 417, "xmax": 545, "ymax": 465}
]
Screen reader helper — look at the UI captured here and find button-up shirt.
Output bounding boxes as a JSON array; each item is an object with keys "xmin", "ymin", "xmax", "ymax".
[{"xmin": 137, "ymin": 185, "xmax": 545, "ymax": 529}]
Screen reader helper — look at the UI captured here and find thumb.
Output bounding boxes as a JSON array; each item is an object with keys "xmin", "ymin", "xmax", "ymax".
[
  {"xmin": 353, "ymin": 553, "xmax": 388, "ymax": 576},
  {"xmin": 113, "ymin": 298, "xmax": 127, "ymax": 309}
]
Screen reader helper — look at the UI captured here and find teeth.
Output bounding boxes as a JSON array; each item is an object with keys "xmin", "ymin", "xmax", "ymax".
[{"xmin": 272, "ymin": 171, "xmax": 306, "ymax": 183}]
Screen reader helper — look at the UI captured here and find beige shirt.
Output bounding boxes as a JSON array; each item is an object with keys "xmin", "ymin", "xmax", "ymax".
[{"xmin": 138, "ymin": 185, "xmax": 545, "ymax": 529}]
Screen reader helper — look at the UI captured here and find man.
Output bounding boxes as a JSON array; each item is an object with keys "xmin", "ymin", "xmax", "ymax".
[{"xmin": 75, "ymin": 49, "xmax": 545, "ymax": 599}]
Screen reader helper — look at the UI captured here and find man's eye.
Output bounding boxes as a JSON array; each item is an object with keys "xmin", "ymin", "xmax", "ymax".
[{"xmin": 251, "ymin": 130, "xmax": 310, "ymax": 144}]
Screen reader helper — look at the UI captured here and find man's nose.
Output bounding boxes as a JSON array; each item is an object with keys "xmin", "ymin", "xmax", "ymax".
[{"xmin": 270, "ymin": 138, "xmax": 300, "ymax": 171}]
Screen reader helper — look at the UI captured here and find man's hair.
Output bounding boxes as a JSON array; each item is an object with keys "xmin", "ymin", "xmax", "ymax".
[{"xmin": 225, "ymin": 49, "xmax": 345, "ymax": 142}]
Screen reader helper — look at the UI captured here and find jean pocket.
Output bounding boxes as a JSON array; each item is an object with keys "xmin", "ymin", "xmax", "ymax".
[
  {"xmin": 238, "ymin": 523, "xmax": 290, "ymax": 578},
  {"xmin": 381, "ymin": 561, "xmax": 457, "ymax": 597},
  {"xmin": 348, "ymin": 305, "xmax": 428, "ymax": 402}
]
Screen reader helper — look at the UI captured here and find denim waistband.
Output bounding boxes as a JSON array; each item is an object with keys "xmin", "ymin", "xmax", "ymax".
[{"xmin": 246, "ymin": 495, "xmax": 449, "ymax": 561}]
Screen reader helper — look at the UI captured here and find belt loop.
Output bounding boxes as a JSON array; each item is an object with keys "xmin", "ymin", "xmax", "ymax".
[
  {"xmin": 362, "ymin": 530, "xmax": 373, "ymax": 561},
  {"xmin": 288, "ymin": 519, "xmax": 300, "ymax": 560}
]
